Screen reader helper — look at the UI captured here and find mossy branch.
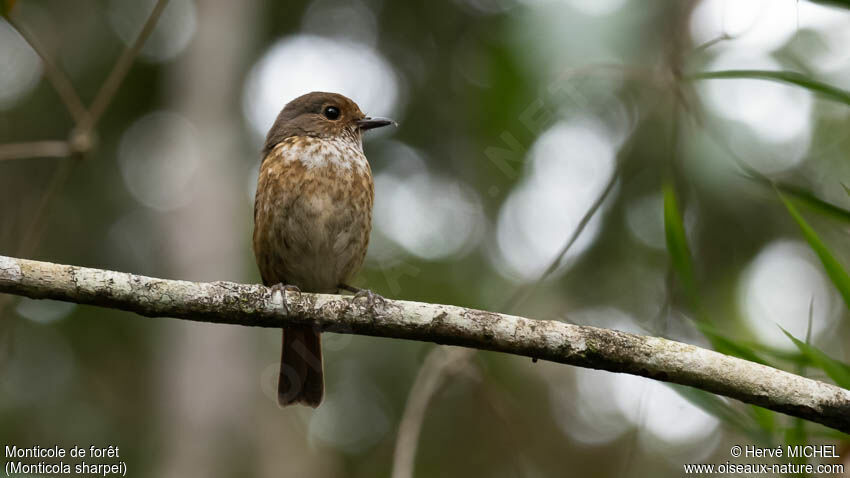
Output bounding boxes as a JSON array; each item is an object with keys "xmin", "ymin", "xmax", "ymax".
[{"xmin": 1, "ymin": 255, "xmax": 849, "ymax": 433}]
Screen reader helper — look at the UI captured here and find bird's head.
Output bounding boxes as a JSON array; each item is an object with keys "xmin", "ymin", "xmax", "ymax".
[{"xmin": 264, "ymin": 91, "xmax": 395, "ymax": 155}]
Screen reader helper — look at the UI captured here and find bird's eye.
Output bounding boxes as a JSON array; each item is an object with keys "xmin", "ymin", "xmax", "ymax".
[{"xmin": 323, "ymin": 106, "xmax": 340, "ymax": 120}]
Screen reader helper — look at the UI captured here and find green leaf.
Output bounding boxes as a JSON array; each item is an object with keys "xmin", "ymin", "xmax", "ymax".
[
  {"xmin": 749, "ymin": 405, "xmax": 776, "ymax": 436},
  {"xmin": 808, "ymin": 0, "xmax": 850, "ymax": 9},
  {"xmin": 809, "ymin": 427, "xmax": 850, "ymax": 441},
  {"xmin": 784, "ymin": 306, "xmax": 812, "ymax": 469},
  {"xmin": 663, "ymin": 182, "xmax": 698, "ymax": 306},
  {"xmin": 806, "ymin": 297, "xmax": 815, "ymax": 345},
  {"xmin": 778, "ymin": 190, "xmax": 850, "ymax": 309},
  {"xmin": 696, "ymin": 321, "xmax": 767, "ymax": 365},
  {"xmin": 747, "ymin": 341, "xmax": 809, "ymax": 365},
  {"xmin": 663, "ymin": 182, "xmax": 768, "ymax": 364},
  {"xmin": 785, "ymin": 419, "xmax": 809, "ymax": 467},
  {"xmin": 690, "ymin": 70, "xmax": 850, "ymax": 106},
  {"xmin": 780, "ymin": 326, "xmax": 850, "ymax": 389},
  {"xmin": 777, "ymin": 183, "xmax": 850, "ymax": 225}
]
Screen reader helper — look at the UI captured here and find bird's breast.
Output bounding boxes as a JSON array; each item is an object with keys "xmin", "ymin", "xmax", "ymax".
[{"xmin": 253, "ymin": 136, "xmax": 374, "ymax": 291}]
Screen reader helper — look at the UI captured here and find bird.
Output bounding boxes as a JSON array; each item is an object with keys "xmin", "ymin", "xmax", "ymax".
[{"xmin": 253, "ymin": 91, "xmax": 395, "ymax": 407}]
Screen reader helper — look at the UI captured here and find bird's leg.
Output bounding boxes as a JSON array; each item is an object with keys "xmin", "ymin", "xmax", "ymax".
[
  {"xmin": 354, "ymin": 288, "xmax": 386, "ymax": 311},
  {"xmin": 338, "ymin": 283, "xmax": 360, "ymax": 294},
  {"xmin": 338, "ymin": 283, "xmax": 386, "ymax": 311},
  {"xmin": 271, "ymin": 283, "xmax": 302, "ymax": 315}
]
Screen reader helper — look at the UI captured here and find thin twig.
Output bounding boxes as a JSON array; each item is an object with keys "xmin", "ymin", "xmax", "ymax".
[
  {"xmin": 501, "ymin": 168, "xmax": 620, "ymax": 313},
  {"xmin": 0, "ymin": 0, "xmax": 169, "ymax": 319},
  {"xmin": 5, "ymin": 15, "xmax": 88, "ymax": 124},
  {"xmin": 83, "ymin": 0, "xmax": 170, "ymax": 130},
  {"xmin": 392, "ymin": 137, "xmax": 623, "ymax": 477},
  {"xmin": 474, "ymin": 380, "xmax": 530, "ymax": 477},
  {"xmin": 1, "ymin": 255, "xmax": 849, "ymax": 433},
  {"xmin": 391, "ymin": 347, "xmax": 475, "ymax": 478},
  {"xmin": 690, "ymin": 33, "xmax": 733, "ymax": 57},
  {"xmin": 697, "ymin": 116, "xmax": 785, "ymax": 187},
  {"xmin": 389, "ymin": 63, "xmax": 647, "ymax": 473},
  {"xmin": 388, "ymin": 22, "xmax": 741, "ymax": 472},
  {"xmin": 0, "ymin": 141, "xmax": 70, "ymax": 161},
  {"xmin": 16, "ymin": 160, "xmax": 74, "ymax": 256},
  {"xmin": 390, "ymin": 63, "xmax": 651, "ymax": 475},
  {"xmin": 0, "ymin": 160, "xmax": 75, "ymax": 315},
  {"xmin": 553, "ymin": 63, "xmax": 659, "ymax": 87}
]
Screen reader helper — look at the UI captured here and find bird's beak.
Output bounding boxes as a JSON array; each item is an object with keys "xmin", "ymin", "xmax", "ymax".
[{"xmin": 357, "ymin": 116, "xmax": 397, "ymax": 130}]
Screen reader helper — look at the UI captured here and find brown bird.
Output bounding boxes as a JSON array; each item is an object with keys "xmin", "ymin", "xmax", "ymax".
[{"xmin": 253, "ymin": 92, "xmax": 394, "ymax": 407}]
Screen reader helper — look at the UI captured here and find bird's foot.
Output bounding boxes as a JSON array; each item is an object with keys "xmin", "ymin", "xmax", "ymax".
[
  {"xmin": 339, "ymin": 283, "xmax": 386, "ymax": 312},
  {"xmin": 271, "ymin": 283, "xmax": 302, "ymax": 315},
  {"xmin": 353, "ymin": 288, "xmax": 386, "ymax": 311}
]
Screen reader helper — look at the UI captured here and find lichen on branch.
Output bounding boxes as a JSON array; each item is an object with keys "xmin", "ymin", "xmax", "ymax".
[{"xmin": 1, "ymin": 254, "xmax": 849, "ymax": 433}]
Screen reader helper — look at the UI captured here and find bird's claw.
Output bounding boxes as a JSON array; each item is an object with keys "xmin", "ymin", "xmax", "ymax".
[
  {"xmin": 352, "ymin": 288, "xmax": 386, "ymax": 311},
  {"xmin": 271, "ymin": 284, "xmax": 302, "ymax": 315}
]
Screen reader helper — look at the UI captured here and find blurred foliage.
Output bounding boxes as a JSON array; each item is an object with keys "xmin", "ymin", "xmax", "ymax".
[
  {"xmin": 782, "ymin": 326, "xmax": 850, "ymax": 388},
  {"xmin": 691, "ymin": 70, "xmax": 850, "ymax": 106},
  {"xmin": 663, "ymin": 180, "xmax": 698, "ymax": 307},
  {"xmin": 2, "ymin": 0, "xmax": 850, "ymax": 477},
  {"xmin": 778, "ymin": 190, "xmax": 850, "ymax": 308}
]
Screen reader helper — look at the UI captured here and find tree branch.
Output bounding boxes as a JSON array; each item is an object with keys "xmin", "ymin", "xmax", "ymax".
[
  {"xmin": 0, "ymin": 141, "xmax": 70, "ymax": 161},
  {"xmin": 1, "ymin": 254, "xmax": 849, "ymax": 433},
  {"xmin": 6, "ymin": 15, "xmax": 89, "ymax": 124},
  {"xmin": 84, "ymin": 0, "xmax": 170, "ymax": 131},
  {"xmin": 391, "ymin": 347, "xmax": 476, "ymax": 478}
]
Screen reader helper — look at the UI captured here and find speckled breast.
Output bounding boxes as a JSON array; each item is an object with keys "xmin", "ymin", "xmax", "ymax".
[{"xmin": 253, "ymin": 136, "xmax": 374, "ymax": 293}]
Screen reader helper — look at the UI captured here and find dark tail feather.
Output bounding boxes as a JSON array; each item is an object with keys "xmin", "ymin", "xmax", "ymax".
[{"xmin": 278, "ymin": 326, "xmax": 324, "ymax": 407}]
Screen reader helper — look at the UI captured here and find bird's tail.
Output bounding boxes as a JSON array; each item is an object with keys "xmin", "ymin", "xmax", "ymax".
[{"xmin": 278, "ymin": 326, "xmax": 324, "ymax": 407}]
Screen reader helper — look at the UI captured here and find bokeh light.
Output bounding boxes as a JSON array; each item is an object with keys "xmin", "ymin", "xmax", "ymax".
[
  {"xmin": 495, "ymin": 120, "xmax": 617, "ymax": 280},
  {"xmin": 373, "ymin": 142, "xmax": 485, "ymax": 261},
  {"xmin": 4, "ymin": 1, "xmax": 850, "ymax": 476},
  {"xmin": 0, "ymin": 19, "xmax": 42, "ymax": 110},
  {"xmin": 301, "ymin": 0, "xmax": 378, "ymax": 46},
  {"xmin": 739, "ymin": 239, "xmax": 840, "ymax": 349},
  {"xmin": 15, "ymin": 298, "xmax": 76, "ymax": 325},
  {"xmin": 0, "ymin": 324, "xmax": 75, "ymax": 406},
  {"xmin": 108, "ymin": 0, "xmax": 197, "ymax": 62},
  {"xmin": 309, "ymin": 362, "xmax": 391, "ymax": 454},
  {"xmin": 690, "ymin": 0, "xmax": 798, "ymax": 53},
  {"xmin": 701, "ymin": 53, "xmax": 812, "ymax": 140},
  {"xmin": 625, "ymin": 193, "xmax": 665, "ymax": 250},
  {"xmin": 563, "ymin": 0, "xmax": 627, "ymax": 17},
  {"xmin": 551, "ymin": 308, "xmax": 719, "ymax": 457},
  {"xmin": 118, "ymin": 111, "xmax": 201, "ymax": 211},
  {"xmin": 242, "ymin": 34, "xmax": 401, "ymax": 138}
]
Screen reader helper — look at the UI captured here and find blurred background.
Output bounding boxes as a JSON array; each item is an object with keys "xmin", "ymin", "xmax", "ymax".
[{"xmin": 2, "ymin": 0, "xmax": 850, "ymax": 476}]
